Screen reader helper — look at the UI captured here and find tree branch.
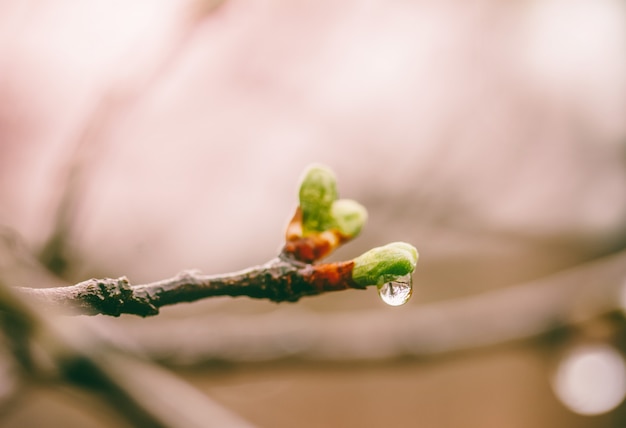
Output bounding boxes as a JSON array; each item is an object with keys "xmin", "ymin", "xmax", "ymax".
[
  {"xmin": 20, "ymin": 165, "xmax": 421, "ymax": 317},
  {"xmin": 17, "ymin": 258, "xmax": 362, "ymax": 317}
]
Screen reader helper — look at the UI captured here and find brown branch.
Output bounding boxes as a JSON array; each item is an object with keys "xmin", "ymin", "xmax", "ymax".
[{"xmin": 17, "ymin": 258, "xmax": 363, "ymax": 317}]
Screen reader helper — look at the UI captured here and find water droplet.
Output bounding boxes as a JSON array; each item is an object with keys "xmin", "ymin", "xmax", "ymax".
[{"xmin": 378, "ymin": 274, "xmax": 413, "ymax": 306}]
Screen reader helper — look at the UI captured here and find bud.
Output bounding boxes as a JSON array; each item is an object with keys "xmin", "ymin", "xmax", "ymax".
[
  {"xmin": 298, "ymin": 164, "xmax": 337, "ymax": 233},
  {"xmin": 331, "ymin": 199, "xmax": 367, "ymax": 238},
  {"xmin": 351, "ymin": 242, "xmax": 418, "ymax": 287}
]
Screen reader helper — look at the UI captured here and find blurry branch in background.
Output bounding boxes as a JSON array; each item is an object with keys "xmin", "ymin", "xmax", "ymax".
[
  {"xmin": 123, "ymin": 248, "xmax": 626, "ymax": 364},
  {"xmin": 38, "ymin": 0, "xmax": 227, "ymax": 276},
  {"xmin": 0, "ymin": 277, "xmax": 254, "ymax": 428}
]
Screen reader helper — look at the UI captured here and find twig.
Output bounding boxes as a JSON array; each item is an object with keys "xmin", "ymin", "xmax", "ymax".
[
  {"xmin": 17, "ymin": 258, "xmax": 362, "ymax": 317},
  {"xmin": 11, "ymin": 165, "xmax": 417, "ymax": 318}
]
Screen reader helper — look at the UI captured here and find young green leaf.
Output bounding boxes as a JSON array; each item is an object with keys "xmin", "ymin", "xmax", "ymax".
[{"xmin": 352, "ymin": 242, "xmax": 419, "ymax": 287}]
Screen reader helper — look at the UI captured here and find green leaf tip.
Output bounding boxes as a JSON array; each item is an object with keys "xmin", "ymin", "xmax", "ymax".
[
  {"xmin": 299, "ymin": 164, "xmax": 337, "ymax": 208},
  {"xmin": 331, "ymin": 199, "xmax": 367, "ymax": 238},
  {"xmin": 298, "ymin": 164, "xmax": 338, "ymax": 233},
  {"xmin": 352, "ymin": 242, "xmax": 419, "ymax": 287},
  {"xmin": 297, "ymin": 164, "xmax": 367, "ymax": 238}
]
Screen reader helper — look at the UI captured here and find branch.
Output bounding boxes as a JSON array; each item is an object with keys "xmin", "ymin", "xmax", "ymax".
[
  {"xmin": 17, "ymin": 258, "xmax": 364, "ymax": 317},
  {"xmin": 18, "ymin": 165, "xmax": 419, "ymax": 317}
]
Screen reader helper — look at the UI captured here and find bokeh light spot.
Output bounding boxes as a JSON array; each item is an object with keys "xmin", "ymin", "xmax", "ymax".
[{"xmin": 553, "ymin": 344, "xmax": 626, "ymax": 415}]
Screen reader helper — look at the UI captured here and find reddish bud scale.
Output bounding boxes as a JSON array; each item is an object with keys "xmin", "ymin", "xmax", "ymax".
[
  {"xmin": 283, "ymin": 208, "xmax": 350, "ymax": 263},
  {"xmin": 300, "ymin": 261, "xmax": 364, "ymax": 292},
  {"xmin": 284, "ymin": 208, "xmax": 304, "ymax": 242},
  {"xmin": 282, "ymin": 237, "xmax": 333, "ymax": 264}
]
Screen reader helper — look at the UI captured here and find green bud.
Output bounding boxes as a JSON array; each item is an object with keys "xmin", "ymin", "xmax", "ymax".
[
  {"xmin": 331, "ymin": 199, "xmax": 367, "ymax": 238},
  {"xmin": 352, "ymin": 242, "xmax": 418, "ymax": 287},
  {"xmin": 298, "ymin": 164, "xmax": 338, "ymax": 233}
]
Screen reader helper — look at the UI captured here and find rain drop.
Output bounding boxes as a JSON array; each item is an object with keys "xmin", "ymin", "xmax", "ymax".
[{"xmin": 378, "ymin": 274, "xmax": 413, "ymax": 306}]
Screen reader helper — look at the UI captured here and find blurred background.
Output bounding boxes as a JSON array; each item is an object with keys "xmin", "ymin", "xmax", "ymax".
[{"xmin": 1, "ymin": 0, "xmax": 625, "ymax": 426}]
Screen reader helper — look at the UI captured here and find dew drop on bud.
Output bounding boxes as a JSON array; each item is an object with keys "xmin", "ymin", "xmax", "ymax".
[{"xmin": 377, "ymin": 274, "xmax": 413, "ymax": 306}]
